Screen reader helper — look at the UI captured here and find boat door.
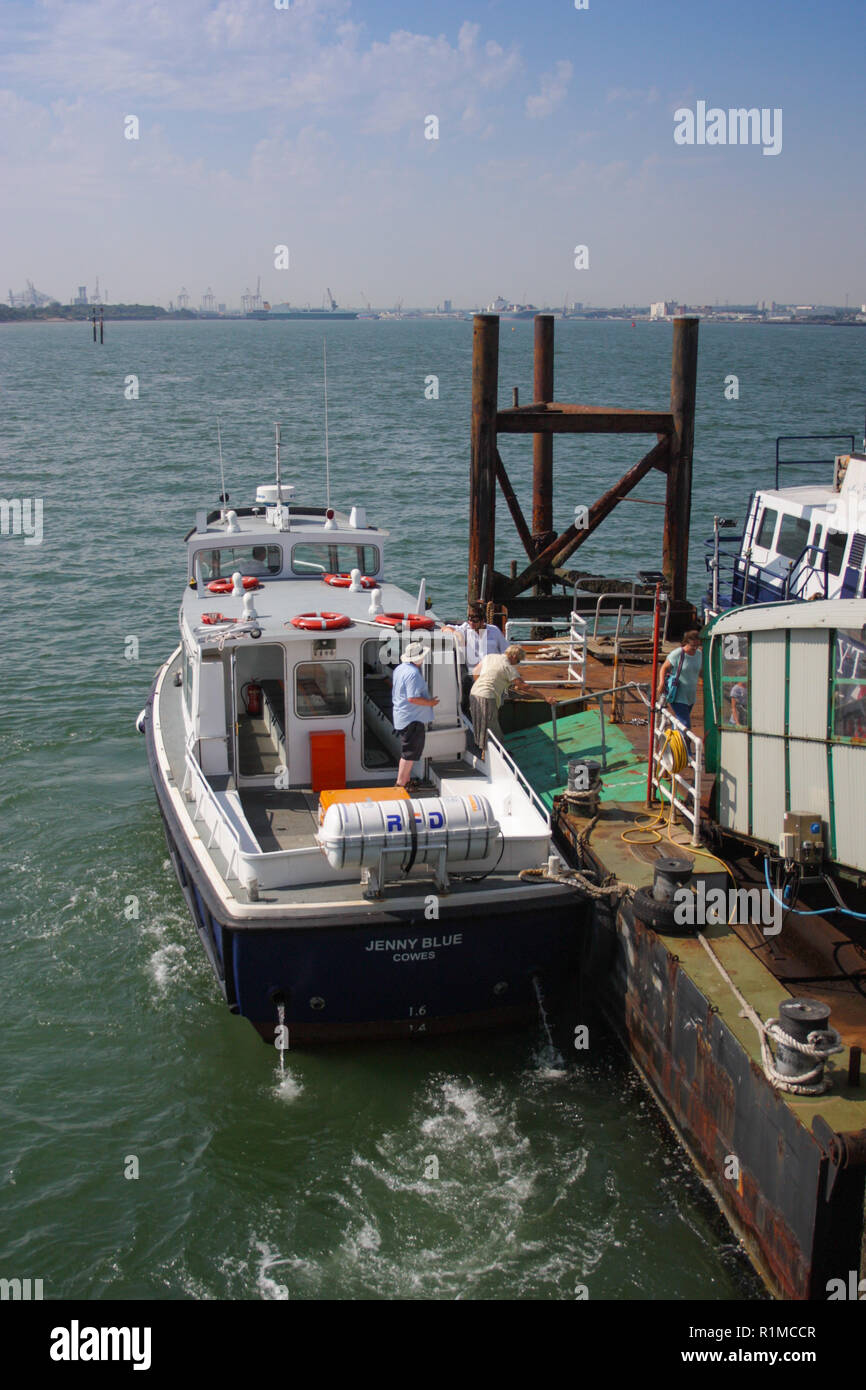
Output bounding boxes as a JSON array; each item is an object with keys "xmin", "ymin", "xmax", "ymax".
[
  {"xmin": 287, "ymin": 647, "xmax": 356, "ymax": 788},
  {"xmin": 231, "ymin": 644, "xmax": 288, "ymax": 783}
]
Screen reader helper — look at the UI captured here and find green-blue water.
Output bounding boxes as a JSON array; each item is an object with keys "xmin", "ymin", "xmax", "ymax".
[{"xmin": 2, "ymin": 319, "xmax": 861, "ymax": 1300}]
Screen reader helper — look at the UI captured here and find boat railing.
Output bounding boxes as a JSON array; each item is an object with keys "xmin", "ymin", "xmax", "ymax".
[
  {"xmin": 485, "ymin": 731, "xmax": 552, "ymax": 828},
  {"xmin": 181, "ymin": 738, "xmax": 243, "ymax": 883},
  {"xmin": 648, "ymin": 700, "xmax": 703, "ymax": 846},
  {"xmin": 774, "ymin": 433, "xmax": 855, "ymax": 489},
  {"xmin": 706, "ymin": 537, "xmax": 832, "ymax": 608},
  {"xmin": 588, "ymin": 588, "xmax": 669, "ymax": 644},
  {"xmin": 503, "ymin": 611, "xmax": 587, "ymax": 691}
]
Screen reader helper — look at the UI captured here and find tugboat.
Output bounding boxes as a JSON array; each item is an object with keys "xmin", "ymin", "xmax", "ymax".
[
  {"xmin": 705, "ymin": 432, "xmax": 866, "ymax": 617},
  {"xmin": 138, "ymin": 428, "xmax": 582, "ymax": 1043}
]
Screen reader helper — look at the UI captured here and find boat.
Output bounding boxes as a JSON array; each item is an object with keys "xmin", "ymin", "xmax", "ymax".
[
  {"xmin": 705, "ymin": 432, "xmax": 866, "ymax": 616},
  {"xmin": 137, "ymin": 428, "xmax": 582, "ymax": 1044}
]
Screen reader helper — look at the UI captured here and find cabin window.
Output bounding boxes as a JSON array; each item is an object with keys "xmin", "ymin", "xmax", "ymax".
[
  {"xmin": 822, "ymin": 528, "xmax": 847, "ymax": 577},
  {"xmin": 196, "ymin": 544, "xmax": 282, "ymax": 583},
  {"xmin": 294, "ymin": 662, "xmax": 353, "ymax": 718},
  {"xmin": 720, "ymin": 633, "xmax": 749, "ymax": 728},
  {"xmin": 831, "ymin": 628, "xmax": 866, "ymax": 742},
  {"xmin": 776, "ymin": 514, "xmax": 810, "ymax": 562},
  {"xmin": 755, "ymin": 507, "xmax": 778, "ymax": 550},
  {"xmin": 290, "ymin": 543, "xmax": 380, "ymax": 577}
]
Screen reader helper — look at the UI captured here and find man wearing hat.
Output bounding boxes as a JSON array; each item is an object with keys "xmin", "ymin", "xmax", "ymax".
[{"xmin": 391, "ymin": 641, "xmax": 439, "ymax": 790}]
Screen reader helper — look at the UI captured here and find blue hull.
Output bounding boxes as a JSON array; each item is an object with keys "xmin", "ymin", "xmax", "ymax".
[{"xmin": 151, "ymin": 748, "xmax": 583, "ymax": 1044}]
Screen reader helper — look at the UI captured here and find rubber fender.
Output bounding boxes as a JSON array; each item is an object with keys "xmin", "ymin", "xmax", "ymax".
[{"xmin": 631, "ymin": 886, "xmax": 690, "ymax": 934}]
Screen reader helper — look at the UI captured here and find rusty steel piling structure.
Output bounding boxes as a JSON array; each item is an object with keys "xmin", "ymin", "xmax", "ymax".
[{"xmin": 467, "ymin": 312, "xmax": 699, "ymax": 627}]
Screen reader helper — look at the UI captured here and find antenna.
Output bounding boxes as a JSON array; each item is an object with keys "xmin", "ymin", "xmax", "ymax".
[
  {"xmin": 274, "ymin": 422, "xmax": 282, "ymax": 500},
  {"xmin": 217, "ymin": 419, "xmax": 228, "ymax": 509},
  {"xmin": 323, "ymin": 338, "xmax": 331, "ymax": 509}
]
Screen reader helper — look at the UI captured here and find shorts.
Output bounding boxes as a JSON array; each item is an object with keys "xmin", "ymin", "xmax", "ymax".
[{"xmin": 397, "ymin": 720, "xmax": 426, "ymax": 762}]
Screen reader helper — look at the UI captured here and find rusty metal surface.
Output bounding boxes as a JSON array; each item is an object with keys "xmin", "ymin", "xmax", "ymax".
[{"xmin": 602, "ymin": 899, "xmax": 843, "ymax": 1300}]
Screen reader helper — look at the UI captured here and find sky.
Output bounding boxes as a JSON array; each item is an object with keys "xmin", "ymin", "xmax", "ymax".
[{"xmin": 1, "ymin": 0, "xmax": 864, "ymax": 308}]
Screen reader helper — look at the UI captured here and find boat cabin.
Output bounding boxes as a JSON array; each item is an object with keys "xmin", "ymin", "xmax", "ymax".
[
  {"xmin": 179, "ymin": 486, "xmax": 466, "ymax": 793},
  {"xmin": 707, "ymin": 443, "xmax": 866, "ymax": 613},
  {"xmin": 703, "ymin": 599, "xmax": 866, "ymax": 875}
]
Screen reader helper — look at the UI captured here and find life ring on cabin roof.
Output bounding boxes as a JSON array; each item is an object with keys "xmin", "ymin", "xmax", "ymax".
[
  {"xmin": 207, "ymin": 576, "xmax": 262, "ymax": 594},
  {"xmin": 323, "ymin": 573, "xmax": 378, "ymax": 589},
  {"xmin": 373, "ymin": 612, "xmax": 436, "ymax": 631},
  {"xmin": 291, "ymin": 612, "xmax": 352, "ymax": 631},
  {"xmin": 201, "ymin": 612, "xmax": 235, "ymax": 625}
]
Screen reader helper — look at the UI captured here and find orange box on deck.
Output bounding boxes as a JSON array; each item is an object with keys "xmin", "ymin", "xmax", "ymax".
[
  {"xmin": 309, "ymin": 731, "xmax": 346, "ymax": 793},
  {"xmin": 317, "ymin": 785, "xmax": 409, "ymax": 823}
]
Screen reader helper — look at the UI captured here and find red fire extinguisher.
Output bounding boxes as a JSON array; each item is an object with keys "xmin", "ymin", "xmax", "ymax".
[{"xmin": 241, "ymin": 680, "xmax": 262, "ymax": 716}]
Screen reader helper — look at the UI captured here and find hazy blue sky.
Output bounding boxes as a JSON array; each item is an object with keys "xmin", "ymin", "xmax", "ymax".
[{"xmin": 2, "ymin": 0, "xmax": 864, "ymax": 307}]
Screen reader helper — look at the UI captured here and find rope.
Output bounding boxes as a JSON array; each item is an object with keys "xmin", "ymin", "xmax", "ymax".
[
  {"xmin": 695, "ymin": 930, "xmax": 843, "ymax": 1094},
  {"xmin": 519, "ymin": 865, "xmax": 639, "ymax": 899}
]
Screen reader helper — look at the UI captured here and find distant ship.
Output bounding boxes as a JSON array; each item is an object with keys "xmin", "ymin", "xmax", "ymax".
[{"xmin": 248, "ymin": 287, "xmax": 358, "ymax": 321}]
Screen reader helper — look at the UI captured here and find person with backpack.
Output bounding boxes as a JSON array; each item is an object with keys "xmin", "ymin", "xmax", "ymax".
[{"xmin": 656, "ymin": 630, "xmax": 702, "ymax": 730}]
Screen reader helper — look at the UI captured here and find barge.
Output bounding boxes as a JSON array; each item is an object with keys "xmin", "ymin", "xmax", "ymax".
[{"xmin": 464, "ymin": 311, "xmax": 866, "ymax": 1300}]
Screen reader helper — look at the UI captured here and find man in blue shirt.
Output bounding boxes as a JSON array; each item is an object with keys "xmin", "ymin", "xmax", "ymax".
[{"xmin": 391, "ymin": 641, "xmax": 439, "ymax": 789}]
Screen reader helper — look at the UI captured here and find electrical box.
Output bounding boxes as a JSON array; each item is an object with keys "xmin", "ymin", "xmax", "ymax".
[{"xmin": 780, "ymin": 812, "xmax": 825, "ymax": 869}]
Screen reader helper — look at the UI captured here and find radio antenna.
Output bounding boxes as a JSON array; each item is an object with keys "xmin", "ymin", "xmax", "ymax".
[
  {"xmin": 323, "ymin": 338, "xmax": 331, "ymax": 509},
  {"xmin": 217, "ymin": 418, "xmax": 227, "ymax": 510},
  {"xmin": 274, "ymin": 421, "xmax": 282, "ymax": 500}
]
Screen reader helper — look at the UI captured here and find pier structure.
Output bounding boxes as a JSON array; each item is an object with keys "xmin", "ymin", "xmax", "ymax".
[
  {"xmin": 468, "ymin": 312, "xmax": 699, "ymax": 628},
  {"xmin": 464, "ymin": 321, "xmax": 866, "ymax": 1301}
]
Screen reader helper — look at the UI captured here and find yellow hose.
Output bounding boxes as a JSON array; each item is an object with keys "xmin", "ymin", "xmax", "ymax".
[{"xmin": 621, "ymin": 727, "xmax": 690, "ymax": 845}]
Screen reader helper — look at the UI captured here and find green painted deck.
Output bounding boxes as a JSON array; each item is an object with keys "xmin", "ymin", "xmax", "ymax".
[{"xmin": 504, "ymin": 709, "xmax": 650, "ymax": 809}]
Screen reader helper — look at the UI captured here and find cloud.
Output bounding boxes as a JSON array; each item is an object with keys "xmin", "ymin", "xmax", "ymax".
[{"xmin": 525, "ymin": 61, "xmax": 572, "ymax": 119}]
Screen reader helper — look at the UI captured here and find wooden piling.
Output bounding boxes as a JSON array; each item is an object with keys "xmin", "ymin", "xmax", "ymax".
[
  {"xmin": 663, "ymin": 317, "xmax": 699, "ymax": 603},
  {"xmin": 468, "ymin": 315, "xmax": 500, "ymax": 602},
  {"xmin": 532, "ymin": 316, "xmax": 555, "ymax": 604}
]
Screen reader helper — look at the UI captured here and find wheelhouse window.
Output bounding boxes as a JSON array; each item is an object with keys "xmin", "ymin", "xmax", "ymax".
[
  {"xmin": 821, "ymin": 528, "xmax": 847, "ymax": 577},
  {"xmin": 291, "ymin": 543, "xmax": 380, "ymax": 577},
  {"xmin": 196, "ymin": 544, "xmax": 282, "ymax": 583},
  {"xmin": 776, "ymin": 514, "xmax": 810, "ymax": 562},
  {"xmin": 720, "ymin": 633, "xmax": 749, "ymax": 728},
  {"xmin": 831, "ymin": 628, "xmax": 866, "ymax": 742},
  {"xmin": 755, "ymin": 507, "xmax": 778, "ymax": 550},
  {"xmin": 294, "ymin": 662, "xmax": 354, "ymax": 718}
]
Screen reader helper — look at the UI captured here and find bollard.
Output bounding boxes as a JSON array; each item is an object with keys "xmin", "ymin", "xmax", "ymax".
[
  {"xmin": 652, "ymin": 856, "xmax": 693, "ymax": 905},
  {"xmin": 775, "ymin": 998, "xmax": 832, "ymax": 1080}
]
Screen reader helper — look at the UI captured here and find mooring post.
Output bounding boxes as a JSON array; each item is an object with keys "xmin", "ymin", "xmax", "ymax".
[
  {"xmin": 532, "ymin": 315, "xmax": 555, "ymax": 598},
  {"xmin": 662, "ymin": 316, "xmax": 699, "ymax": 605},
  {"xmin": 468, "ymin": 314, "xmax": 499, "ymax": 603}
]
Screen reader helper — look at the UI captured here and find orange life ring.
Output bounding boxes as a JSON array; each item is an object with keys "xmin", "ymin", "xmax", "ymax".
[
  {"xmin": 207, "ymin": 576, "xmax": 261, "ymax": 594},
  {"xmin": 290, "ymin": 612, "xmax": 352, "ymax": 631},
  {"xmin": 201, "ymin": 612, "xmax": 234, "ymax": 625},
  {"xmin": 373, "ymin": 612, "xmax": 435, "ymax": 630},
  {"xmin": 323, "ymin": 573, "xmax": 377, "ymax": 589}
]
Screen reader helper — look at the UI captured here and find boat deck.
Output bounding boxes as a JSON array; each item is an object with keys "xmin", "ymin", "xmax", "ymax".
[
  {"xmin": 154, "ymin": 648, "xmax": 574, "ymax": 915},
  {"xmin": 504, "ymin": 645, "xmax": 866, "ymax": 1133}
]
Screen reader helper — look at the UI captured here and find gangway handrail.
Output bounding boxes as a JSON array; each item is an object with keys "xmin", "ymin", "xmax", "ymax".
[{"xmin": 650, "ymin": 705, "xmax": 703, "ymax": 846}]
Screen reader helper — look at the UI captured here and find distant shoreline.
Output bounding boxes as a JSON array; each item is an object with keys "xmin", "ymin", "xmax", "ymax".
[{"xmin": 1, "ymin": 311, "xmax": 863, "ymax": 328}]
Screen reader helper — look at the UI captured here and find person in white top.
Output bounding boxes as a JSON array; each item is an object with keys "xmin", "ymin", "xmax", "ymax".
[
  {"xmin": 470, "ymin": 645, "xmax": 533, "ymax": 755},
  {"xmin": 442, "ymin": 602, "xmax": 508, "ymax": 711}
]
